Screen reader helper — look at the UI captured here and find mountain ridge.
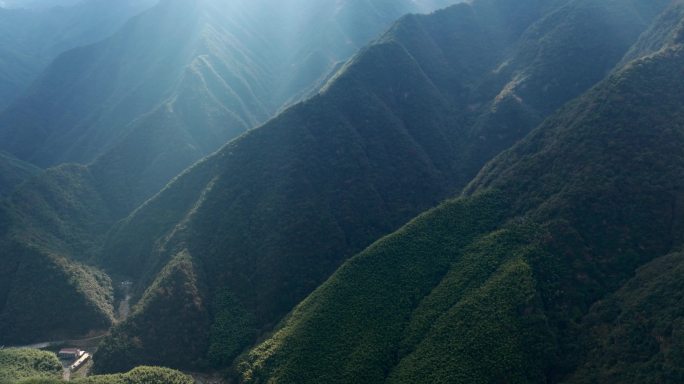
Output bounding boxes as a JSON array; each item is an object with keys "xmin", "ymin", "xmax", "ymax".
[
  {"xmin": 90, "ymin": 0, "xmax": 671, "ymax": 373},
  {"xmin": 0, "ymin": 0, "xmax": 465, "ymax": 247},
  {"xmin": 0, "ymin": 0, "xmax": 466, "ymax": 352},
  {"xmin": 1, "ymin": 0, "xmax": 681, "ymax": 381},
  {"xmin": 0, "ymin": 0, "xmax": 157, "ymax": 110},
  {"xmin": 235, "ymin": 12, "xmax": 684, "ymax": 382}
]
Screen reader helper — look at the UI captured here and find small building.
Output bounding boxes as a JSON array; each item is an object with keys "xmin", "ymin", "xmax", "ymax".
[
  {"xmin": 69, "ymin": 352, "xmax": 91, "ymax": 372},
  {"xmin": 58, "ymin": 348, "xmax": 84, "ymax": 361}
]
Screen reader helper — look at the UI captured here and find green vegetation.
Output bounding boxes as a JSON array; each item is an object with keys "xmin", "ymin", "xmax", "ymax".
[
  {"xmin": 72, "ymin": 366, "xmax": 194, "ymax": 384},
  {"xmin": 10, "ymin": 365, "xmax": 194, "ymax": 384},
  {"xmin": 0, "ymin": 242, "xmax": 114, "ymax": 344},
  {"xmin": 0, "ymin": 164, "xmax": 121, "ymax": 345},
  {"xmin": 566, "ymin": 251, "xmax": 684, "ymax": 384},
  {"xmin": 620, "ymin": 1, "xmax": 684, "ymax": 64},
  {"xmin": 1, "ymin": 0, "xmax": 682, "ymax": 381},
  {"xmin": 235, "ymin": 199, "xmax": 556, "ymax": 383},
  {"xmin": 0, "ymin": 10, "xmax": 479, "ymax": 351},
  {"xmin": 388, "ymin": 225, "xmax": 556, "ymax": 384},
  {"xmin": 238, "ymin": 192, "xmax": 513, "ymax": 382},
  {"xmin": 237, "ymin": 13, "xmax": 684, "ymax": 383},
  {"xmin": 95, "ymin": 0, "xmax": 671, "ymax": 372},
  {"xmin": 0, "ymin": 349, "xmax": 61, "ymax": 383},
  {"xmin": 207, "ymin": 290, "xmax": 256, "ymax": 368},
  {"xmin": 0, "ymin": 0, "xmax": 457, "ymax": 217},
  {"xmin": 4, "ymin": 164, "xmax": 116, "ymax": 260},
  {"xmin": 94, "ymin": 252, "xmax": 210, "ymax": 373},
  {"xmin": 0, "ymin": 0, "xmax": 454, "ymax": 348}
]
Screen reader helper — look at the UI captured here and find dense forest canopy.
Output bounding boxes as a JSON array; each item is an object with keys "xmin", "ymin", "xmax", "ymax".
[{"xmin": 0, "ymin": 0, "xmax": 683, "ymax": 383}]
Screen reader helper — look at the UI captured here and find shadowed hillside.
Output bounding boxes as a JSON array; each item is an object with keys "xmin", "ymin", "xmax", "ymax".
[
  {"xmin": 91, "ymin": 0, "xmax": 670, "ymax": 373},
  {"xmin": 0, "ymin": 0, "xmax": 460, "ymax": 214},
  {"xmin": 236, "ymin": 9, "xmax": 684, "ymax": 382},
  {"xmin": 0, "ymin": 0, "xmax": 462, "ymax": 352},
  {"xmin": 565, "ymin": 250, "xmax": 684, "ymax": 384},
  {"xmin": 0, "ymin": 241, "xmax": 114, "ymax": 344},
  {"xmin": 1, "ymin": 0, "xmax": 680, "ymax": 380}
]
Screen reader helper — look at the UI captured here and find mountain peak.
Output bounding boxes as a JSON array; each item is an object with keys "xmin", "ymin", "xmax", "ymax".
[{"xmin": 2, "ymin": 0, "xmax": 683, "ymax": 382}]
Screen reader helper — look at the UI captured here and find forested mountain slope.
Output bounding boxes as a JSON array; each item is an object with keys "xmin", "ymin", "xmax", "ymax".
[
  {"xmin": 620, "ymin": 0, "xmax": 684, "ymax": 64},
  {"xmin": 0, "ymin": 348, "xmax": 62, "ymax": 383},
  {"xmin": 91, "ymin": 0, "xmax": 669, "ymax": 373},
  {"xmin": 3, "ymin": 164, "xmax": 117, "ymax": 259},
  {"xmin": 0, "ymin": 349, "xmax": 193, "ymax": 384},
  {"xmin": 0, "ymin": 0, "xmax": 156, "ymax": 110},
  {"xmin": 0, "ymin": 0, "xmax": 460, "ymax": 351},
  {"xmin": 237, "ymin": 9, "xmax": 684, "ymax": 382},
  {"xmin": 566, "ymin": 250, "xmax": 684, "ymax": 384},
  {"xmin": 0, "ymin": 0, "xmax": 458, "ymax": 213},
  {"xmin": 0, "ymin": 240, "xmax": 114, "ymax": 344}
]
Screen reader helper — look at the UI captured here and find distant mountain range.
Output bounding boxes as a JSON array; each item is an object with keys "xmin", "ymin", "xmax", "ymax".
[
  {"xmin": 0, "ymin": 0, "xmax": 157, "ymax": 110},
  {"xmin": 90, "ymin": 0, "xmax": 672, "ymax": 374},
  {"xmin": 0, "ymin": 0, "xmax": 460, "ymax": 227},
  {"xmin": 0, "ymin": 0, "xmax": 460, "ymax": 345},
  {"xmin": 1, "ymin": 0, "xmax": 683, "ymax": 382}
]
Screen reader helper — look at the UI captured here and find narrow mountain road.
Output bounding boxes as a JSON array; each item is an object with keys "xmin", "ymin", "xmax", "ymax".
[{"xmin": 9, "ymin": 333, "xmax": 109, "ymax": 350}]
